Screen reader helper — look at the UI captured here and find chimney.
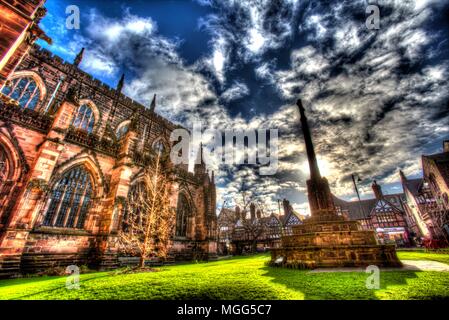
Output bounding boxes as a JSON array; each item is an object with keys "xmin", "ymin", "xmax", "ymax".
[
  {"xmin": 250, "ymin": 203, "xmax": 256, "ymax": 220},
  {"xmin": 444, "ymin": 140, "xmax": 449, "ymax": 153},
  {"xmin": 372, "ymin": 180, "xmax": 383, "ymax": 200},
  {"xmin": 235, "ymin": 206, "xmax": 241, "ymax": 220},
  {"xmin": 282, "ymin": 199, "xmax": 290, "ymax": 216}
]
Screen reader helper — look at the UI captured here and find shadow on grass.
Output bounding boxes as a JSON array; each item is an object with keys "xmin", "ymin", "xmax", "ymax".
[
  {"xmin": 5, "ymin": 273, "xmax": 112, "ymax": 300},
  {"xmin": 260, "ymin": 265, "xmax": 420, "ymax": 300}
]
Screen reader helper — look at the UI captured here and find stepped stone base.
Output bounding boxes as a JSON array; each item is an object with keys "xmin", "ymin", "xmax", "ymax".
[
  {"xmin": 270, "ymin": 216, "xmax": 402, "ymax": 269},
  {"xmin": 0, "ymin": 253, "xmax": 21, "ymax": 278}
]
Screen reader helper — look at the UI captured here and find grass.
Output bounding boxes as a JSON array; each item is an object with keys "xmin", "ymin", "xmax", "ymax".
[
  {"xmin": 0, "ymin": 252, "xmax": 448, "ymax": 300},
  {"xmin": 397, "ymin": 251, "xmax": 449, "ymax": 265}
]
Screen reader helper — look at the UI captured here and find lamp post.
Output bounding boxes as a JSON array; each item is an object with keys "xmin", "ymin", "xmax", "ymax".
[
  {"xmin": 352, "ymin": 173, "xmax": 366, "ymax": 221},
  {"xmin": 351, "ymin": 173, "xmax": 363, "ymax": 202}
]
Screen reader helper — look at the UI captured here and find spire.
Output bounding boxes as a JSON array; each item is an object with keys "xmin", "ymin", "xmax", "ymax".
[
  {"xmin": 73, "ymin": 47, "xmax": 85, "ymax": 67},
  {"xmin": 196, "ymin": 142, "xmax": 204, "ymax": 165},
  {"xmin": 211, "ymin": 171, "xmax": 215, "ymax": 184},
  {"xmin": 194, "ymin": 143, "xmax": 206, "ymax": 176},
  {"xmin": 150, "ymin": 94, "xmax": 157, "ymax": 112},
  {"xmin": 117, "ymin": 74, "xmax": 125, "ymax": 93},
  {"xmin": 297, "ymin": 99, "xmax": 321, "ymax": 181}
]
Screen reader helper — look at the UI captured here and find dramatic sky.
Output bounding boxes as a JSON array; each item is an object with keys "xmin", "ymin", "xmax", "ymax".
[{"xmin": 38, "ymin": 0, "xmax": 449, "ymax": 215}]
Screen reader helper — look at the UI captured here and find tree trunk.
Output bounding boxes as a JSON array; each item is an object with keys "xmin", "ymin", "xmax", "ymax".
[{"xmin": 139, "ymin": 255, "xmax": 145, "ymax": 269}]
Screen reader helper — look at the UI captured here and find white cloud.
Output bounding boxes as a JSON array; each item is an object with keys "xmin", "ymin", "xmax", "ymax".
[
  {"xmin": 272, "ymin": 0, "xmax": 449, "ymax": 198},
  {"xmin": 220, "ymin": 82, "xmax": 250, "ymax": 102}
]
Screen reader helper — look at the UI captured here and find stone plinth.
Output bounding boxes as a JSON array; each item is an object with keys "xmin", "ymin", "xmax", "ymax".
[
  {"xmin": 271, "ymin": 100, "xmax": 402, "ymax": 269},
  {"xmin": 270, "ymin": 216, "xmax": 402, "ymax": 269}
]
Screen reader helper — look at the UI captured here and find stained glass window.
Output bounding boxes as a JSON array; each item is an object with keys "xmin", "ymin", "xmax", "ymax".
[
  {"xmin": 153, "ymin": 140, "xmax": 165, "ymax": 154},
  {"xmin": 176, "ymin": 193, "xmax": 190, "ymax": 237},
  {"xmin": 116, "ymin": 123, "xmax": 129, "ymax": 140},
  {"xmin": 72, "ymin": 104, "xmax": 95, "ymax": 133},
  {"xmin": 1, "ymin": 77, "xmax": 41, "ymax": 110},
  {"xmin": 43, "ymin": 166, "xmax": 93, "ymax": 229}
]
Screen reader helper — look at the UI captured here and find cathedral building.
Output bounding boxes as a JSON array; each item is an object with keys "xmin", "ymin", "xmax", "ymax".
[{"xmin": 0, "ymin": 18, "xmax": 217, "ymax": 276}]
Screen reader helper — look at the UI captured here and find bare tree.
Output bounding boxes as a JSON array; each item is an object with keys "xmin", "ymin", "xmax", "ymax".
[
  {"xmin": 233, "ymin": 188, "xmax": 269, "ymax": 253},
  {"xmin": 118, "ymin": 152, "xmax": 175, "ymax": 268}
]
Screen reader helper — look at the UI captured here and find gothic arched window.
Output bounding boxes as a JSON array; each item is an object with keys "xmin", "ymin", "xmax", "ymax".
[
  {"xmin": 153, "ymin": 140, "xmax": 166, "ymax": 155},
  {"xmin": 72, "ymin": 104, "xmax": 95, "ymax": 133},
  {"xmin": 124, "ymin": 181, "xmax": 147, "ymax": 229},
  {"xmin": 0, "ymin": 145, "xmax": 11, "ymax": 185},
  {"xmin": 43, "ymin": 166, "xmax": 93, "ymax": 229},
  {"xmin": 176, "ymin": 193, "xmax": 190, "ymax": 237},
  {"xmin": 0, "ymin": 145, "xmax": 14, "ymax": 218},
  {"xmin": 116, "ymin": 122, "xmax": 130, "ymax": 140},
  {"xmin": 1, "ymin": 77, "xmax": 41, "ymax": 110}
]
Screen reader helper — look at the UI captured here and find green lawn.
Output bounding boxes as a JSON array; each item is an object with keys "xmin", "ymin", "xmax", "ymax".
[
  {"xmin": 397, "ymin": 250, "xmax": 449, "ymax": 265},
  {"xmin": 0, "ymin": 252, "xmax": 448, "ymax": 300}
]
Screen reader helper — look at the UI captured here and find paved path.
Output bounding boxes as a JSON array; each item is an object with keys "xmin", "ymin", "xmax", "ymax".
[{"xmin": 309, "ymin": 260, "xmax": 449, "ymax": 273}]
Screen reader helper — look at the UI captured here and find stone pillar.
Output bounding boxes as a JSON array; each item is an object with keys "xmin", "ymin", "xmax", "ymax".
[
  {"xmin": 0, "ymin": 100, "xmax": 75, "ymax": 276},
  {"xmin": 95, "ymin": 129, "xmax": 135, "ymax": 269}
]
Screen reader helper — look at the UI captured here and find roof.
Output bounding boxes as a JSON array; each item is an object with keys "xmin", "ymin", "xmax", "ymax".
[
  {"xmin": 402, "ymin": 178, "xmax": 423, "ymax": 196},
  {"xmin": 333, "ymin": 196, "xmax": 376, "ymax": 219},
  {"xmin": 333, "ymin": 193, "xmax": 405, "ymax": 220},
  {"xmin": 218, "ymin": 208, "xmax": 236, "ymax": 221}
]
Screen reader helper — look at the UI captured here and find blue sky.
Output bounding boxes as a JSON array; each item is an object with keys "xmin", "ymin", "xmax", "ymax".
[{"xmin": 38, "ymin": 0, "xmax": 449, "ymax": 214}]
